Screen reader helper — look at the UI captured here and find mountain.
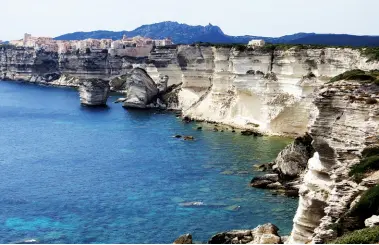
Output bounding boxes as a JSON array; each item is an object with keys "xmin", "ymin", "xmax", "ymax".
[{"xmin": 55, "ymin": 21, "xmax": 379, "ymax": 47}]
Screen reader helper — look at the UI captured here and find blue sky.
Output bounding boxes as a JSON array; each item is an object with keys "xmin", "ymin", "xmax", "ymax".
[{"xmin": 2, "ymin": 0, "xmax": 378, "ymax": 40}]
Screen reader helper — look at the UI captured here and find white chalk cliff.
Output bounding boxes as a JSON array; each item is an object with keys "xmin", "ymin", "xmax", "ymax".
[
  {"xmin": 288, "ymin": 80, "xmax": 379, "ymax": 243},
  {"xmin": 145, "ymin": 46, "xmax": 379, "ymax": 136}
]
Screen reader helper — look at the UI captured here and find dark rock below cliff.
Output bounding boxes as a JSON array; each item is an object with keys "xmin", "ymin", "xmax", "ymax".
[
  {"xmin": 241, "ymin": 130, "xmax": 263, "ymax": 137},
  {"xmin": 250, "ymin": 133, "xmax": 314, "ymax": 196}
]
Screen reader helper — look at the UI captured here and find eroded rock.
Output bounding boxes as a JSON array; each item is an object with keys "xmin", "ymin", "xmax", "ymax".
[
  {"xmin": 272, "ymin": 133, "xmax": 314, "ymax": 179},
  {"xmin": 111, "ymin": 68, "xmax": 159, "ymax": 109},
  {"xmin": 208, "ymin": 223, "xmax": 281, "ymax": 244},
  {"xmin": 174, "ymin": 234, "xmax": 192, "ymax": 244},
  {"xmin": 78, "ymin": 78, "xmax": 110, "ymax": 106}
]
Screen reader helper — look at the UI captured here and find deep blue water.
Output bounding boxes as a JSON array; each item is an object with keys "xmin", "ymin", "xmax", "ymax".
[{"xmin": 0, "ymin": 81, "xmax": 298, "ymax": 244}]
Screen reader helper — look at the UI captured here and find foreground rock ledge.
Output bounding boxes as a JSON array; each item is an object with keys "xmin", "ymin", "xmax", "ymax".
[
  {"xmin": 208, "ymin": 223, "xmax": 282, "ymax": 244},
  {"xmin": 79, "ymin": 78, "xmax": 110, "ymax": 106}
]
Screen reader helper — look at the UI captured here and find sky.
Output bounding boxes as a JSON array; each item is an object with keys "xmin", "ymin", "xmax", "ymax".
[{"xmin": 2, "ymin": 0, "xmax": 378, "ymax": 40}]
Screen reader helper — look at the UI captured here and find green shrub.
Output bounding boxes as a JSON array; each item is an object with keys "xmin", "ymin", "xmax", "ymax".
[
  {"xmin": 349, "ymin": 185, "xmax": 379, "ymax": 220},
  {"xmin": 329, "ymin": 69, "xmax": 378, "ymax": 83},
  {"xmin": 349, "ymin": 156, "xmax": 379, "ymax": 182},
  {"xmin": 362, "ymin": 47, "xmax": 379, "ymax": 62},
  {"xmin": 331, "ymin": 226, "xmax": 379, "ymax": 244},
  {"xmin": 362, "ymin": 147, "xmax": 379, "ymax": 158}
]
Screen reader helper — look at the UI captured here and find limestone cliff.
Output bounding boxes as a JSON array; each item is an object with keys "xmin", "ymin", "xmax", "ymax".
[
  {"xmin": 288, "ymin": 80, "xmax": 379, "ymax": 243},
  {"xmin": 1, "ymin": 45, "xmax": 378, "ymax": 136},
  {"xmin": 145, "ymin": 46, "xmax": 379, "ymax": 136}
]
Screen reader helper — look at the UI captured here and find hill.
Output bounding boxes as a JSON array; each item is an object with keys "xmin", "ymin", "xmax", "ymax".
[{"xmin": 55, "ymin": 21, "xmax": 379, "ymax": 47}]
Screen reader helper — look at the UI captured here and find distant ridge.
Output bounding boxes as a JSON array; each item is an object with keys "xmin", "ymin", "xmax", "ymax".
[{"xmin": 55, "ymin": 21, "xmax": 379, "ymax": 47}]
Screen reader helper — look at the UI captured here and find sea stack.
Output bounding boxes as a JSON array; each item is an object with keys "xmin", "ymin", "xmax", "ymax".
[
  {"xmin": 120, "ymin": 68, "xmax": 159, "ymax": 109},
  {"xmin": 78, "ymin": 78, "xmax": 110, "ymax": 106}
]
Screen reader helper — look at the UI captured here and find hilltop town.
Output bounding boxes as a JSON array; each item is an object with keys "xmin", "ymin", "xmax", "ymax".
[{"xmin": 8, "ymin": 33, "xmax": 173, "ymax": 57}]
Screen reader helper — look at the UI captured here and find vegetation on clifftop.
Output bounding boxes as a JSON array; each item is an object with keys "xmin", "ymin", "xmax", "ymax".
[
  {"xmin": 331, "ymin": 226, "xmax": 379, "ymax": 244},
  {"xmin": 349, "ymin": 146, "xmax": 379, "ymax": 182},
  {"xmin": 329, "ymin": 69, "xmax": 379, "ymax": 84},
  {"xmin": 362, "ymin": 47, "xmax": 379, "ymax": 62}
]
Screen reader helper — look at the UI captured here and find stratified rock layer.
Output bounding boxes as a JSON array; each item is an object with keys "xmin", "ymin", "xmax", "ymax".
[
  {"xmin": 78, "ymin": 79, "xmax": 110, "ymax": 106},
  {"xmin": 288, "ymin": 80, "xmax": 379, "ymax": 243},
  {"xmin": 1, "ymin": 45, "xmax": 379, "ymax": 135},
  {"xmin": 115, "ymin": 68, "xmax": 159, "ymax": 109}
]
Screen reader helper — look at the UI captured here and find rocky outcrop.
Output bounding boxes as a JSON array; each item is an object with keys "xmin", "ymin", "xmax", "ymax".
[
  {"xmin": 173, "ymin": 234, "xmax": 192, "ymax": 244},
  {"xmin": 288, "ymin": 80, "xmax": 379, "ymax": 243},
  {"xmin": 208, "ymin": 223, "xmax": 281, "ymax": 244},
  {"xmin": 250, "ymin": 133, "xmax": 314, "ymax": 196},
  {"xmin": 272, "ymin": 133, "xmax": 314, "ymax": 179},
  {"xmin": 365, "ymin": 215, "xmax": 379, "ymax": 228},
  {"xmin": 78, "ymin": 78, "xmax": 110, "ymax": 106},
  {"xmin": 112, "ymin": 68, "xmax": 159, "ymax": 109}
]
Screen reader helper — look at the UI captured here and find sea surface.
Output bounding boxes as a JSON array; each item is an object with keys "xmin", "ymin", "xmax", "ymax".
[{"xmin": 0, "ymin": 81, "xmax": 298, "ymax": 244}]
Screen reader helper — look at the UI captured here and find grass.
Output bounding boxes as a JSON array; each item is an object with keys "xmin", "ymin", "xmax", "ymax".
[
  {"xmin": 329, "ymin": 69, "xmax": 379, "ymax": 83},
  {"xmin": 362, "ymin": 47, "xmax": 379, "ymax": 62},
  {"xmin": 349, "ymin": 156, "xmax": 379, "ymax": 182},
  {"xmin": 349, "ymin": 146, "xmax": 379, "ymax": 182},
  {"xmin": 331, "ymin": 226, "xmax": 379, "ymax": 244}
]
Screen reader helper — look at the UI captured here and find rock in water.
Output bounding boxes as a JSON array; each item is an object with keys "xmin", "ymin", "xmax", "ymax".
[
  {"xmin": 272, "ymin": 133, "xmax": 314, "ymax": 179},
  {"xmin": 208, "ymin": 223, "xmax": 281, "ymax": 244},
  {"xmin": 241, "ymin": 130, "xmax": 262, "ymax": 137},
  {"xmin": 112, "ymin": 68, "xmax": 158, "ymax": 109},
  {"xmin": 173, "ymin": 234, "xmax": 192, "ymax": 244},
  {"xmin": 79, "ymin": 78, "xmax": 110, "ymax": 106}
]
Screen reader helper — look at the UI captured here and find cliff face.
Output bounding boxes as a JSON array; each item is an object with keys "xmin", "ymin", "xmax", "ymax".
[
  {"xmin": 0, "ymin": 47, "xmax": 139, "ymax": 86},
  {"xmin": 145, "ymin": 46, "xmax": 378, "ymax": 136},
  {"xmin": 288, "ymin": 80, "xmax": 379, "ymax": 243},
  {"xmin": 1, "ymin": 45, "xmax": 378, "ymax": 136}
]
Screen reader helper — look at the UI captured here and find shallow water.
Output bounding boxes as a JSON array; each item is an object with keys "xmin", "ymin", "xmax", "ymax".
[{"xmin": 0, "ymin": 81, "xmax": 298, "ymax": 243}]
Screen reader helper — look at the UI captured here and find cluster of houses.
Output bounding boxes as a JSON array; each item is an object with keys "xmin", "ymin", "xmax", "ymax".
[
  {"xmin": 9, "ymin": 33, "xmax": 173, "ymax": 57},
  {"xmin": 8, "ymin": 33, "xmax": 265, "ymax": 57}
]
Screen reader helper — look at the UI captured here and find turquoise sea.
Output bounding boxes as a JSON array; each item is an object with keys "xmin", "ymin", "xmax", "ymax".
[{"xmin": 0, "ymin": 81, "xmax": 298, "ymax": 243}]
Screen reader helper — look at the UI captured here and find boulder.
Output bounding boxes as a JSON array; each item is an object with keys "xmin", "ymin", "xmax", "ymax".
[
  {"xmin": 272, "ymin": 133, "xmax": 314, "ymax": 179},
  {"xmin": 174, "ymin": 234, "xmax": 192, "ymax": 244},
  {"xmin": 78, "ymin": 78, "xmax": 110, "ymax": 106},
  {"xmin": 241, "ymin": 130, "xmax": 262, "ymax": 137},
  {"xmin": 208, "ymin": 224, "xmax": 281, "ymax": 244},
  {"xmin": 183, "ymin": 136, "xmax": 195, "ymax": 141},
  {"xmin": 365, "ymin": 215, "xmax": 379, "ymax": 227},
  {"xmin": 250, "ymin": 174, "xmax": 279, "ymax": 188},
  {"xmin": 111, "ymin": 68, "xmax": 158, "ymax": 109}
]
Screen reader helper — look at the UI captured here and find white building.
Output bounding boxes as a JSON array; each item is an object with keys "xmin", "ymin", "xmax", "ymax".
[{"xmin": 248, "ymin": 39, "xmax": 265, "ymax": 47}]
